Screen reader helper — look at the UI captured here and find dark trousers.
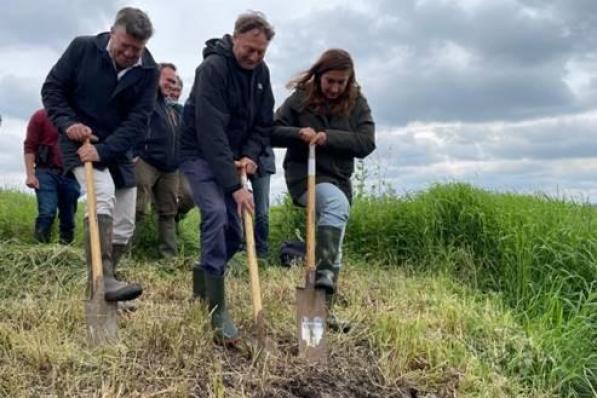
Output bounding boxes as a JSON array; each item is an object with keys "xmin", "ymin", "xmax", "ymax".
[
  {"xmin": 34, "ymin": 168, "xmax": 80, "ymax": 242},
  {"xmin": 134, "ymin": 158, "xmax": 179, "ymax": 257},
  {"xmin": 250, "ymin": 173, "xmax": 271, "ymax": 258},
  {"xmin": 180, "ymin": 158, "xmax": 242, "ymax": 276}
]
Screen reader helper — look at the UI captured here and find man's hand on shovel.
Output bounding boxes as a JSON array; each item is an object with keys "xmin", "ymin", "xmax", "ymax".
[
  {"xmin": 76, "ymin": 133, "xmax": 100, "ymax": 163},
  {"xmin": 233, "ymin": 159, "xmax": 255, "ymax": 216}
]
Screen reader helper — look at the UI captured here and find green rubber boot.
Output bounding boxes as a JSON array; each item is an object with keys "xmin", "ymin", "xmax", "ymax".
[
  {"xmin": 204, "ymin": 273, "xmax": 240, "ymax": 345},
  {"xmin": 85, "ymin": 215, "xmax": 143, "ymax": 302},
  {"xmin": 192, "ymin": 264, "xmax": 206, "ymax": 300},
  {"xmin": 314, "ymin": 226, "xmax": 343, "ymax": 294}
]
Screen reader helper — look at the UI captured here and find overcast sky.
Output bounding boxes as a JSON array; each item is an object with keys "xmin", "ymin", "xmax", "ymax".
[{"xmin": 1, "ymin": 0, "xmax": 597, "ymax": 202}]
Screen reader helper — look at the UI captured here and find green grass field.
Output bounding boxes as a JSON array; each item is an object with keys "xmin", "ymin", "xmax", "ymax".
[{"xmin": 0, "ymin": 183, "xmax": 595, "ymax": 397}]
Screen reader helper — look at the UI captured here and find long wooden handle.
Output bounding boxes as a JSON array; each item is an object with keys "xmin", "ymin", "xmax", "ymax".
[
  {"xmin": 306, "ymin": 144, "xmax": 316, "ymax": 271},
  {"xmin": 240, "ymin": 169, "xmax": 263, "ymax": 321},
  {"xmin": 84, "ymin": 138, "xmax": 104, "ymax": 291}
]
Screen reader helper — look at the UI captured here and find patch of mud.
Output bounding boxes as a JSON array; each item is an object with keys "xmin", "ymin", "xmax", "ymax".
[{"xmin": 189, "ymin": 332, "xmax": 459, "ymax": 398}]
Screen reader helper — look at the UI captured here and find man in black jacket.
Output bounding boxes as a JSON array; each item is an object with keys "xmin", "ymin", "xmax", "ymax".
[
  {"xmin": 134, "ymin": 63, "xmax": 181, "ymax": 258},
  {"xmin": 179, "ymin": 11, "xmax": 275, "ymax": 345},
  {"xmin": 42, "ymin": 7, "xmax": 159, "ymax": 303}
]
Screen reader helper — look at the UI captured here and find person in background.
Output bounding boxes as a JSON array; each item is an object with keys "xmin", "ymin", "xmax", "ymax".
[
  {"xmin": 133, "ymin": 63, "xmax": 181, "ymax": 258},
  {"xmin": 272, "ymin": 49, "xmax": 375, "ymax": 332},
  {"xmin": 42, "ymin": 7, "xmax": 159, "ymax": 303},
  {"xmin": 23, "ymin": 108, "xmax": 80, "ymax": 244},
  {"xmin": 168, "ymin": 74, "xmax": 196, "ymax": 229},
  {"xmin": 179, "ymin": 11, "xmax": 275, "ymax": 345},
  {"xmin": 249, "ymin": 145, "xmax": 275, "ymax": 262}
]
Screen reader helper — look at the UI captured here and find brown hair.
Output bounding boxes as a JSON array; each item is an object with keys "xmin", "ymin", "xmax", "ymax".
[
  {"xmin": 113, "ymin": 7, "xmax": 153, "ymax": 41},
  {"xmin": 234, "ymin": 11, "xmax": 275, "ymax": 41},
  {"xmin": 287, "ymin": 49, "xmax": 359, "ymax": 116}
]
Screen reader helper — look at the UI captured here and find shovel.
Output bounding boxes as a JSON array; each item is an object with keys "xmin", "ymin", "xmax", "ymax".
[
  {"xmin": 83, "ymin": 138, "xmax": 118, "ymax": 345},
  {"xmin": 240, "ymin": 168, "xmax": 268, "ymax": 349},
  {"xmin": 296, "ymin": 143, "xmax": 327, "ymax": 364}
]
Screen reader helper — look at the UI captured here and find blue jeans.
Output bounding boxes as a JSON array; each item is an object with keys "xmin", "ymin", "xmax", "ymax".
[
  {"xmin": 298, "ymin": 182, "xmax": 350, "ymax": 268},
  {"xmin": 181, "ymin": 159, "xmax": 242, "ymax": 277},
  {"xmin": 250, "ymin": 173, "xmax": 271, "ymax": 258},
  {"xmin": 35, "ymin": 168, "xmax": 80, "ymax": 243}
]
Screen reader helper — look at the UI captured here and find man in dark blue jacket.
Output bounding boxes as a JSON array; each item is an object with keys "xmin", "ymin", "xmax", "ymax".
[
  {"xmin": 179, "ymin": 11, "xmax": 275, "ymax": 345},
  {"xmin": 133, "ymin": 63, "xmax": 181, "ymax": 258},
  {"xmin": 42, "ymin": 7, "xmax": 159, "ymax": 303}
]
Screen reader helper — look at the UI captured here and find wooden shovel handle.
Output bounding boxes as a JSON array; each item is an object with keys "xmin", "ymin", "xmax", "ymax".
[
  {"xmin": 240, "ymin": 169, "xmax": 263, "ymax": 320},
  {"xmin": 306, "ymin": 144, "xmax": 316, "ymax": 271},
  {"xmin": 83, "ymin": 138, "xmax": 104, "ymax": 290}
]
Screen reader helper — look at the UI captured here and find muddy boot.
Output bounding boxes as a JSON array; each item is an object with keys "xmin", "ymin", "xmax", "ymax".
[
  {"xmin": 326, "ymin": 292, "xmax": 351, "ymax": 333},
  {"xmin": 112, "ymin": 242, "xmax": 137, "ymax": 312},
  {"xmin": 59, "ymin": 229, "xmax": 74, "ymax": 245},
  {"xmin": 112, "ymin": 242, "xmax": 129, "ymax": 271},
  {"xmin": 158, "ymin": 216, "xmax": 178, "ymax": 258},
  {"xmin": 204, "ymin": 273, "xmax": 240, "ymax": 345},
  {"xmin": 34, "ymin": 227, "xmax": 52, "ymax": 243},
  {"xmin": 314, "ymin": 226, "xmax": 342, "ymax": 295},
  {"xmin": 192, "ymin": 264, "xmax": 206, "ymax": 300},
  {"xmin": 34, "ymin": 218, "xmax": 53, "ymax": 243},
  {"xmin": 89, "ymin": 215, "xmax": 142, "ymax": 302}
]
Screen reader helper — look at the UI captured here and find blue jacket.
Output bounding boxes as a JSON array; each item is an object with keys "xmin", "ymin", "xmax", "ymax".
[
  {"xmin": 179, "ymin": 34, "xmax": 274, "ymax": 193},
  {"xmin": 135, "ymin": 93, "xmax": 181, "ymax": 172},
  {"xmin": 42, "ymin": 32, "xmax": 159, "ymax": 188}
]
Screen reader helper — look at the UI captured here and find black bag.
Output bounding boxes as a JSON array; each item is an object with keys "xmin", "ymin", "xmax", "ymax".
[{"xmin": 279, "ymin": 240, "xmax": 306, "ymax": 268}]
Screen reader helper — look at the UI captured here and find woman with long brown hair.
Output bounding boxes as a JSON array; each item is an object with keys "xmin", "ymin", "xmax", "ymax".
[{"xmin": 272, "ymin": 49, "xmax": 375, "ymax": 332}]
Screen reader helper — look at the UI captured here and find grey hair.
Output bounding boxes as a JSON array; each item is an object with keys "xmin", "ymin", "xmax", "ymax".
[
  {"xmin": 113, "ymin": 7, "xmax": 153, "ymax": 41},
  {"xmin": 234, "ymin": 11, "xmax": 275, "ymax": 41}
]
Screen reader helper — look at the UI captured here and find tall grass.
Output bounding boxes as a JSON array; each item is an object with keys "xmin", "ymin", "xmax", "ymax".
[
  {"xmin": 2, "ymin": 183, "xmax": 595, "ymax": 396},
  {"xmin": 274, "ymin": 183, "xmax": 597, "ymax": 396}
]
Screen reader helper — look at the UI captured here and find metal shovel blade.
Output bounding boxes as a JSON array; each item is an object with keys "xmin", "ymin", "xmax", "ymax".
[
  {"xmin": 83, "ymin": 149, "xmax": 119, "ymax": 345},
  {"xmin": 296, "ymin": 270, "xmax": 327, "ymax": 364},
  {"xmin": 85, "ymin": 278, "xmax": 119, "ymax": 345}
]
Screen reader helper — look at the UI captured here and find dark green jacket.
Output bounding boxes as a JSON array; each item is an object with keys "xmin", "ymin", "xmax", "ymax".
[{"xmin": 272, "ymin": 90, "xmax": 375, "ymax": 203}]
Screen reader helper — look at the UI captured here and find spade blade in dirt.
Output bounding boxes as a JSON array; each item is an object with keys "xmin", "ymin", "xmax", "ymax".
[
  {"xmin": 296, "ymin": 143, "xmax": 327, "ymax": 363},
  {"xmin": 296, "ymin": 271, "xmax": 327, "ymax": 364},
  {"xmin": 85, "ymin": 280, "xmax": 119, "ymax": 345},
  {"xmin": 83, "ymin": 149, "xmax": 119, "ymax": 345},
  {"xmin": 240, "ymin": 169, "xmax": 275, "ymax": 354}
]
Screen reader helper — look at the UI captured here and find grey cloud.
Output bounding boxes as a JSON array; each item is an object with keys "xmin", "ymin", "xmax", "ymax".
[
  {"xmin": 0, "ymin": 1, "xmax": 122, "ymax": 51},
  {"xmin": 0, "ymin": 75, "xmax": 43, "ymax": 120},
  {"xmin": 271, "ymin": 0, "xmax": 596, "ymax": 126},
  {"xmin": 371, "ymin": 115, "xmax": 597, "ymax": 178}
]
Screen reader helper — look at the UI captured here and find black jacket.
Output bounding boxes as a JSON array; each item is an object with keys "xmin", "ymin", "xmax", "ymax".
[
  {"xmin": 135, "ymin": 93, "xmax": 181, "ymax": 172},
  {"xmin": 179, "ymin": 35, "xmax": 274, "ymax": 193},
  {"xmin": 272, "ymin": 89, "xmax": 375, "ymax": 203},
  {"xmin": 42, "ymin": 32, "xmax": 159, "ymax": 188}
]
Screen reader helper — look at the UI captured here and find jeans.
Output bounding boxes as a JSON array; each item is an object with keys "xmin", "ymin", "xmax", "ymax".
[
  {"xmin": 250, "ymin": 173, "xmax": 271, "ymax": 258},
  {"xmin": 298, "ymin": 182, "xmax": 350, "ymax": 268},
  {"xmin": 34, "ymin": 168, "xmax": 80, "ymax": 243},
  {"xmin": 181, "ymin": 158, "xmax": 242, "ymax": 277}
]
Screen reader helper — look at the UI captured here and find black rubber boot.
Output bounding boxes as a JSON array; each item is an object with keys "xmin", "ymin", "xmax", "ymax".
[
  {"xmin": 112, "ymin": 242, "xmax": 129, "ymax": 271},
  {"xmin": 158, "ymin": 216, "xmax": 178, "ymax": 258},
  {"xmin": 59, "ymin": 229, "xmax": 74, "ymax": 245},
  {"xmin": 34, "ymin": 224, "xmax": 52, "ymax": 243},
  {"xmin": 192, "ymin": 264, "xmax": 206, "ymax": 300},
  {"xmin": 112, "ymin": 242, "xmax": 137, "ymax": 313},
  {"xmin": 85, "ymin": 215, "xmax": 143, "ymax": 302},
  {"xmin": 314, "ymin": 225, "xmax": 343, "ymax": 295},
  {"xmin": 204, "ymin": 273, "xmax": 240, "ymax": 345}
]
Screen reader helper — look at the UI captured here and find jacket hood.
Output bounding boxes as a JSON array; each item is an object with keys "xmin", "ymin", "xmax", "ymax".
[{"xmin": 202, "ymin": 34, "xmax": 234, "ymax": 60}]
